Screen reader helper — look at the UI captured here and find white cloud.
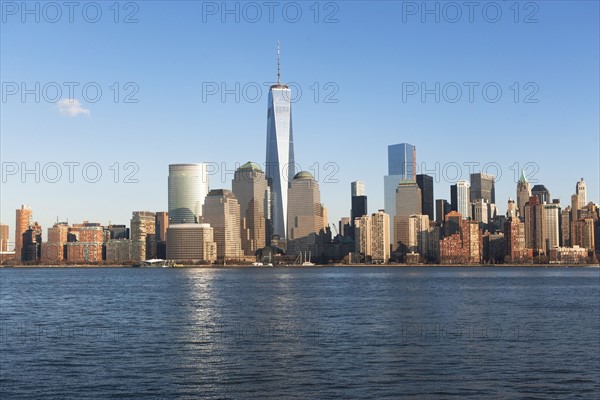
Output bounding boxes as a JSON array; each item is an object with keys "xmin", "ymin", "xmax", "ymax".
[{"xmin": 57, "ymin": 99, "xmax": 90, "ymax": 117}]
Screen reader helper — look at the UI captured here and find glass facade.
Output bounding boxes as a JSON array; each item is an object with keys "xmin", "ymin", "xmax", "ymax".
[
  {"xmin": 388, "ymin": 143, "xmax": 416, "ymax": 179},
  {"xmin": 168, "ymin": 164, "xmax": 209, "ymax": 224},
  {"xmin": 265, "ymin": 85, "xmax": 295, "ymax": 240}
]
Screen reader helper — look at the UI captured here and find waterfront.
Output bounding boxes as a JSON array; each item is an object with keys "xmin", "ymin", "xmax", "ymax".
[{"xmin": 1, "ymin": 267, "xmax": 599, "ymax": 399}]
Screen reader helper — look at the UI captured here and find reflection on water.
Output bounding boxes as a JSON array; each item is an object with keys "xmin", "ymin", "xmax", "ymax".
[{"xmin": 1, "ymin": 267, "xmax": 599, "ymax": 399}]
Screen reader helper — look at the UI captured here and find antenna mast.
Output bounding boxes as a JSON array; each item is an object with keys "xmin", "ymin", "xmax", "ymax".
[{"xmin": 277, "ymin": 41, "xmax": 281, "ymax": 84}]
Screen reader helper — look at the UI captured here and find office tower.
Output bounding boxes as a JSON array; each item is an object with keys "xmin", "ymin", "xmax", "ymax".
[
  {"xmin": 576, "ymin": 178, "xmax": 587, "ymax": 208},
  {"xmin": 130, "ymin": 211, "xmax": 156, "ymax": 261},
  {"xmin": 351, "ymin": 181, "xmax": 368, "ymax": 227},
  {"xmin": 456, "ymin": 180, "xmax": 471, "ymax": 219},
  {"xmin": 450, "ymin": 184, "xmax": 458, "ymax": 212},
  {"xmin": 232, "ymin": 162, "xmax": 268, "ymax": 255},
  {"xmin": 355, "ymin": 210, "xmax": 390, "ymax": 263},
  {"xmin": 444, "ymin": 211, "xmax": 462, "ymax": 236},
  {"xmin": 41, "ymin": 223, "xmax": 68, "ymax": 262},
  {"xmin": 435, "ymin": 199, "xmax": 451, "ymax": 224},
  {"xmin": 155, "ymin": 212, "xmax": 169, "ymax": 242},
  {"xmin": 265, "ymin": 43, "xmax": 295, "ymax": 241},
  {"xmin": 544, "ymin": 203, "xmax": 561, "ymax": 250},
  {"xmin": 394, "ymin": 181, "xmax": 422, "ymax": 250},
  {"xmin": 0, "ymin": 224, "xmax": 8, "ymax": 252},
  {"xmin": 470, "ymin": 173, "xmax": 495, "ymax": 204},
  {"xmin": 506, "ymin": 199, "xmax": 517, "ymax": 219},
  {"xmin": 384, "ymin": 143, "xmax": 416, "ymax": 239},
  {"xmin": 339, "ymin": 217, "xmax": 351, "ymax": 237},
  {"xmin": 561, "ymin": 206, "xmax": 572, "ymax": 247},
  {"xmin": 516, "ymin": 169, "xmax": 532, "ymax": 219},
  {"xmin": 531, "ymin": 185, "xmax": 551, "ymax": 204},
  {"xmin": 166, "ymin": 223, "xmax": 217, "ymax": 262},
  {"xmin": 320, "ymin": 204, "xmax": 328, "ymax": 230},
  {"xmin": 388, "ymin": 143, "xmax": 416, "ymax": 179},
  {"xmin": 524, "ymin": 196, "xmax": 546, "ymax": 256},
  {"xmin": 416, "ymin": 174, "xmax": 434, "ymax": 220},
  {"xmin": 202, "ymin": 189, "xmax": 243, "ymax": 261},
  {"xmin": 287, "ymin": 172, "xmax": 322, "ymax": 255},
  {"xmin": 168, "ymin": 164, "xmax": 209, "ymax": 224},
  {"xmin": 472, "ymin": 199, "xmax": 490, "ymax": 226},
  {"xmin": 15, "ymin": 205, "xmax": 32, "ymax": 261},
  {"xmin": 351, "ymin": 181, "xmax": 366, "ymax": 197},
  {"xmin": 21, "ymin": 224, "xmax": 42, "ymax": 262}
]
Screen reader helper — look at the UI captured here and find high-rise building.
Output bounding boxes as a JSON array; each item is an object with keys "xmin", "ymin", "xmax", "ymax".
[
  {"xmin": 435, "ymin": 199, "xmax": 451, "ymax": 224},
  {"xmin": 524, "ymin": 196, "xmax": 546, "ymax": 256},
  {"xmin": 394, "ymin": 181, "xmax": 422, "ymax": 251},
  {"xmin": 166, "ymin": 223, "xmax": 217, "ymax": 262},
  {"xmin": 168, "ymin": 164, "xmax": 209, "ymax": 224},
  {"xmin": 408, "ymin": 214, "xmax": 430, "ymax": 256},
  {"xmin": 388, "ymin": 143, "xmax": 416, "ymax": 179},
  {"xmin": 130, "ymin": 211, "xmax": 156, "ymax": 261},
  {"xmin": 576, "ymin": 178, "xmax": 587, "ymax": 208},
  {"xmin": 232, "ymin": 162, "xmax": 268, "ymax": 255},
  {"xmin": 0, "ymin": 224, "xmax": 8, "ymax": 252},
  {"xmin": 21, "ymin": 224, "xmax": 42, "ymax": 262},
  {"xmin": 66, "ymin": 225, "xmax": 103, "ymax": 263},
  {"xmin": 470, "ymin": 173, "xmax": 495, "ymax": 204},
  {"xmin": 456, "ymin": 180, "xmax": 471, "ymax": 219},
  {"xmin": 287, "ymin": 171, "xmax": 322, "ymax": 255},
  {"xmin": 41, "ymin": 222, "xmax": 68, "ymax": 262},
  {"xmin": 15, "ymin": 205, "xmax": 32, "ymax": 261},
  {"xmin": 516, "ymin": 169, "xmax": 532, "ymax": 220},
  {"xmin": 531, "ymin": 185, "xmax": 551, "ymax": 205},
  {"xmin": 472, "ymin": 199, "xmax": 490, "ymax": 228},
  {"xmin": 265, "ymin": 43, "xmax": 295, "ymax": 241},
  {"xmin": 416, "ymin": 174, "xmax": 434, "ymax": 221},
  {"xmin": 202, "ymin": 189, "xmax": 243, "ymax": 261},
  {"xmin": 544, "ymin": 203, "xmax": 561, "ymax": 251},
  {"xmin": 444, "ymin": 211, "xmax": 462, "ymax": 237},
  {"xmin": 355, "ymin": 210, "xmax": 390, "ymax": 263},
  {"xmin": 561, "ymin": 206, "xmax": 572, "ymax": 247},
  {"xmin": 450, "ymin": 184, "xmax": 458, "ymax": 212},
  {"xmin": 350, "ymin": 180, "xmax": 368, "ymax": 230},
  {"xmin": 504, "ymin": 217, "xmax": 532, "ymax": 262},
  {"xmin": 155, "ymin": 212, "xmax": 169, "ymax": 242},
  {"xmin": 506, "ymin": 199, "xmax": 518, "ymax": 219},
  {"xmin": 384, "ymin": 143, "xmax": 416, "ymax": 240},
  {"xmin": 351, "ymin": 181, "xmax": 366, "ymax": 197}
]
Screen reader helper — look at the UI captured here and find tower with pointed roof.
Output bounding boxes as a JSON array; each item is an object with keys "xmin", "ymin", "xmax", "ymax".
[
  {"xmin": 265, "ymin": 42, "xmax": 295, "ymax": 242},
  {"xmin": 516, "ymin": 169, "xmax": 531, "ymax": 221}
]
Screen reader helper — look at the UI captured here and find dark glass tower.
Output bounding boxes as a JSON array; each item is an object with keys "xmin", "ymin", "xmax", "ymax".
[
  {"xmin": 265, "ymin": 43, "xmax": 295, "ymax": 240},
  {"xmin": 416, "ymin": 174, "xmax": 434, "ymax": 220},
  {"xmin": 470, "ymin": 173, "xmax": 495, "ymax": 203}
]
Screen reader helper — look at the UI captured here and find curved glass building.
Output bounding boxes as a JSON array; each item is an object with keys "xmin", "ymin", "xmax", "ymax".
[{"xmin": 168, "ymin": 164, "xmax": 209, "ymax": 224}]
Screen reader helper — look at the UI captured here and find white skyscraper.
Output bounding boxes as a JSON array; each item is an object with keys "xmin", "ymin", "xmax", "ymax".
[
  {"xmin": 456, "ymin": 180, "xmax": 471, "ymax": 219},
  {"xmin": 576, "ymin": 178, "xmax": 587, "ymax": 208},
  {"xmin": 265, "ymin": 43, "xmax": 295, "ymax": 241},
  {"xmin": 168, "ymin": 164, "xmax": 209, "ymax": 224}
]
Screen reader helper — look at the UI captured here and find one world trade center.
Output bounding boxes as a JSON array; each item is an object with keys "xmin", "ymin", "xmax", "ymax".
[{"xmin": 265, "ymin": 43, "xmax": 295, "ymax": 242}]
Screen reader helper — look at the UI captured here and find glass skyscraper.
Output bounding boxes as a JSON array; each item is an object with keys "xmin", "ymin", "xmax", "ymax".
[
  {"xmin": 265, "ymin": 45, "xmax": 295, "ymax": 241},
  {"xmin": 388, "ymin": 143, "xmax": 416, "ymax": 180},
  {"xmin": 168, "ymin": 164, "xmax": 209, "ymax": 224},
  {"xmin": 384, "ymin": 143, "xmax": 416, "ymax": 240}
]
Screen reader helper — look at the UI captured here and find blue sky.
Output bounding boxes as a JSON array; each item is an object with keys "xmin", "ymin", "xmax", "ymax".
[{"xmin": 1, "ymin": 0, "xmax": 599, "ymax": 240}]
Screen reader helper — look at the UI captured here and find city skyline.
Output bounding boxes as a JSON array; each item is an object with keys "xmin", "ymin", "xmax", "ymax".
[{"xmin": 1, "ymin": 1, "xmax": 599, "ymax": 241}]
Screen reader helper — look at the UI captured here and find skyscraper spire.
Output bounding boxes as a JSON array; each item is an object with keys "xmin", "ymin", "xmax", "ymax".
[{"xmin": 277, "ymin": 41, "xmax": 281, "ymax": 84}]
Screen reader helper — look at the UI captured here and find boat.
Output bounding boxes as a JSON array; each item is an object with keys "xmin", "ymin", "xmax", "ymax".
[
  {"xmin": 295, "ymin": 251, "xmax": 315, "ymax": 266},
  {"xmin": 140, "ymin": 259, "xmax": 172, "ymax": 268}
]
